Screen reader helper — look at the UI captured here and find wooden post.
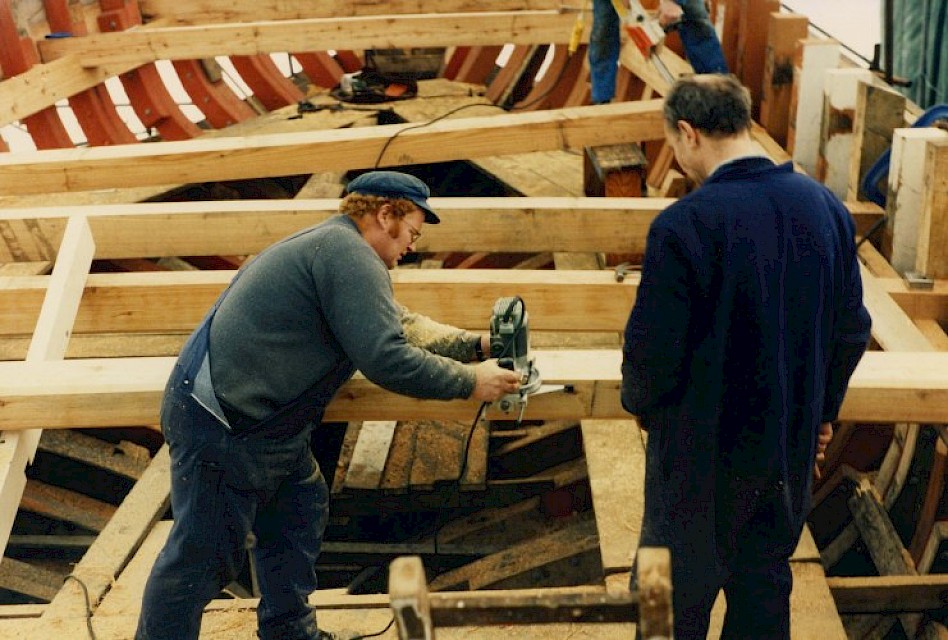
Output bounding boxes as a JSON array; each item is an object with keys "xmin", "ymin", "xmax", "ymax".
[
  {"xmin": 719, "ymin": 0, "xmax": 742, "ymax": 74},
  {"xmin": 848, "ymin": 81, "xmax": 907, "ymax": 202},
  {"xmin": 918, "ymin": 138, "xmax": 948, "ymax": 279},
  {"xmin": 788, "ymin": 39, "xmax": 840, "ymax": 176},
  {"xmin": 816, "ymin": 68, "xmax": 876, "ymax": 198},
  {"xmin": 583, "ymin": 143, "xmax": 647, "ymax": 197},
  {"xmin": 390, "ymin": 556, "xmax": 434, "ymax": 640},
  {"xmin": 886, "ymin": 128, "xmax": 948, "ymax": 274},
  {"xmin": 636, "ymin": 546, "xmax": 672, "ymax": 640},
  {"xmin": 736, "ymin": 0, "xmax": 779, "ymax": 120},
  {"xmin": 759, "ymin": 12, "xmax": 809, "ymax": 148}
]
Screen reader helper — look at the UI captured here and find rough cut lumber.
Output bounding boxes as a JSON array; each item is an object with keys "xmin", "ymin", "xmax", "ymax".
[
  {"xmin": 735, "ymin": 0, "xmax": 779, "ymax": 119},
  {"xmin": 0, "ymin": 102, "xmax": 666, "ymax": 195},
  {"xmin": 37, "ymin": 12, "xmax": 592, "ymax": 68},
  {"xmin": 0, "ymin": 557, "xmax": 62, "ymax": 602},
  {"xmin": 887, "ymin": 129, "xmax": 948, "ymax": 275},
  {"xmin": 0, "ymin": 351, "xmax": 946, "ymax": 430},
  {"xmin": 919, "ymin": 138, "xmax": 948, "ymax": 279},
  {"xmin": 582, "ymin": 419, "xmax": 644, "ymax": 573},
  {"xmin": 138, "ymin": 0, "xmax": 584, "ymax": 23},
  {"xmin": 848, "ymin": 81, "xmax": 906, "ymax": 202},
  {"xmin": 829, "ymin": 573, "xmax": 948, "ymax": 614},
  {"xmin": 860, "ymin": 263, "xmax": 936, "ymax": 351},
  {"xmin": 0, "ymin": 197, "xmax": 674, "ymax": 261},
  {"xmin": 0, "ymin": 196, "xmax": 884, "ymax": 262},
  {"xmin": 0, "ymin": 269, "xmax": 640, "ymax": 335},
  {"xmin": 37, "ymin": 430, "xmax": 150, "ymax": 481},
  {"xmin": 760, "ymin": 12, "xmax": 809, "ymax": 148},
  {"xmin": 817, "ymin": 68, "xmax": 878, "ymax": 199},
  {"xmin": 789, "ymin": 38, "xmax": 841, "ymax": 176}
]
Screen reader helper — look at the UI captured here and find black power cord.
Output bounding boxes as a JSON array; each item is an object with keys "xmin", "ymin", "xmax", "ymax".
[
  {"xmin": 351, "ymin": 615, "xmax": 395, "ymax": 639},
  {"xmin": 63, "ymin": 575, "xmax": 96, "ymax": 640}
]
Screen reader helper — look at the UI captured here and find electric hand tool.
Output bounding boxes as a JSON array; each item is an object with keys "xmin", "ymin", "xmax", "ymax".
[
  {"xmin": 488, "ymin": 296, "xmax": 566, "ymax": 424},
  {"xmin": 612, "ymin": 0, "xmax": 678, "ymax": 86}
]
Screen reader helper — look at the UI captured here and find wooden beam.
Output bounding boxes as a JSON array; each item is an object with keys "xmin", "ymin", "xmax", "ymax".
[
  {"xmin": 788, "ymin": 38, "xmax": 841, "ymax": 176},
  {"xmin": 816, "ymin": 68, "xmax": 878, "ymax": 199},
  {"xmin": 138, "ymin": 0, "xmax": 583, "ymax": 23},
  {"xmin": 0, "ymin": 558, "xmax": 62, "ymax": 602},
  {"xmin": 848, "ymin": 81, "xmax": 906, "ymax": 202},
  {"xmin": 37, "ymin": 12, "xmax": 591, "ymax": 68},
  {"xmin": 735, "ymin": 0, "xmax": 779, "ymax": 119},
  {"xmin": 759, "ymin": 12, "xmax": 809, "ymax": 148},
  {"xmin": 0, "ymin": 102, "xmax": 665, "ymax": 195},
  {"xmin": 0, "ymin": 217, "xmax": 94, "ymax": 560},
  {"xmin": 888, "ymin": 129, "xmax": 948, "ymax": 274},
  {"xmin": 0, "ymin": 197, "xmax": 674, "ymax": 261},
  {"xmin": 919, "ymin": 138, "xmax": 948, "ymax": 279},
  {"xmin": 0, "ymin": 269, "xmax": 640, "ymax": 335},
  {"xmin": 582, "ymin": 419, "xmax": 644, "ymax": 573},
  {"xmin": 860, "ymin": 263, "xmax": 936, "ymax": 352},
  {"xmin": 0, "ymin": 196, "xmax": 881, "ymax": 263},
  {"xmin": 829, "ymin": 573, "xmax": 948, "ymax": 614},
  {"xmin": 0, "ymin": 350, "xmax": 945, "ymax": 430}
]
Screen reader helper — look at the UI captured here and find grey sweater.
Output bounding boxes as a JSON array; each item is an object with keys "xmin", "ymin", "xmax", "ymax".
[{"xmin": 209, "ymin": 215, "xmax": 478, "ymax": 421}]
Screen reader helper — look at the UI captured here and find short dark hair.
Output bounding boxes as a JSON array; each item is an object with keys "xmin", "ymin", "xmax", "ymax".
[{"xmin": 663, "ymin": 74, "xmax": 752, "ymax": 137}]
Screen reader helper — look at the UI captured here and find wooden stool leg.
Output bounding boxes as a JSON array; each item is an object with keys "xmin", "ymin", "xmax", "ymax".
[
  {"xmin": 636, "ymin": 546, "xmax": 673, "ymax": 639},
  {"xmin": 389, "ymin": 556, "xmax": 435, "ymax": 640}
]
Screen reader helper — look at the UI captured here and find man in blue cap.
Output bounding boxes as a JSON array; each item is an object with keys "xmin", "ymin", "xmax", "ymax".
[{"xmin": 135, "ymin": 170, "xmax": 522, "ymax": 640}]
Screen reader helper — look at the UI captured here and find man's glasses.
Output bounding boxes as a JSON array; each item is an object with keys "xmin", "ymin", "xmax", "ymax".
[{"xmin": 404, "ymin": 219, "xmax": 422, "ymax": 244}]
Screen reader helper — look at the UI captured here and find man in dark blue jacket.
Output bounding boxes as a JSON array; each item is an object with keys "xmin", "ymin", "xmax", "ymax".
[{"xmin": 622, "ymin": 75, "xmax": 871, "ymax": 639}]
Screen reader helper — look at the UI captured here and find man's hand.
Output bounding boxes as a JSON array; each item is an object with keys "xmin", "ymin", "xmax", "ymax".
[
  {"xmin": 658, "ymin": 0, "xmax": 684, "ymax": 28},
  {"xmin": 471, "ymin": 360, "xmax": 521, "ymax": 402},
  {"xmin": 813, "ymin": 421, "xmax": 834, "ymax": 481}
]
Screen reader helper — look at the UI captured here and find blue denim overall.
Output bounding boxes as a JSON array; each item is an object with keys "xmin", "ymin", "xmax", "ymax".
[{"xmin": 136, "ymin": 281, "xmax": 355, "ymax": 640}]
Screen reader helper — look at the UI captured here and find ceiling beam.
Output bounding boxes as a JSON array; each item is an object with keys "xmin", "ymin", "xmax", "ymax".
[
  {"xmin": 0, "ymin": 197, "xmax": 885, "ymax": 262},
  {"xmin": 138, "ymin": 0, "xmax": 584, "ymax": 23},
  {"xmin": 0, "ymin": 269, "xmax": 639, "ymax": 335},
  {"xmin": 0, "ymin": 197, "xmax": 670, "ymax": 260},
  {"xmin": 37, "ymin": 12, "xmax": 589, "ymax": 68},
  {"xmin": 0, "ymin": 351, "xmax": 944, "ymax": 429},
  {"xmin": 0, "ymin": 101, "xmax": 665, "ymax": 195}
]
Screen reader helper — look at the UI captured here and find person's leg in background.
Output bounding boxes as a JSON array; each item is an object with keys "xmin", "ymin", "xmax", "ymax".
[
  {"xmin": 589, "ymin": 0, "xmax": 621, "ymax": 104},
  {"xmin": 720, "ymin": 556, "xmax": 793, "ymax": 639},
  {"xmin": 676, "ymin": 0, "xmax": 729, "ymax": 73}
]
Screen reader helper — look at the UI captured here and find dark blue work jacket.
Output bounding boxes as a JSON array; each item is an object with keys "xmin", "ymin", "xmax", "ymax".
[{"xmin": 622, "ymin": 157, "xmax": 871, "ymax": 561}]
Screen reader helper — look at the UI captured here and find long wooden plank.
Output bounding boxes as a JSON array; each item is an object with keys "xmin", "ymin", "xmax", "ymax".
[
  {"xmin": 581, "ymin": 419, "xmax": 644, "ymax": 574},
  {"xmin": 0, "ymin": 269, "xmax": 639, "ymax": 335},
  {"xmin": 0, "ymin": 197, "xmax": 885, "ymax": 262},
  {"xmin": 0, "ymin": 102, "xmax": 665, "ymax": 196},
  {"xmin": 0, "ymin": 350, "xmax": 945, "ymax": 430},
  {"xmin": 344, "ymin": 421, "xmax": 398, "ymax": 491},
  {"xmin": 0, "ymin": 197, "xmax": 672, "ymax": 260},
  {"xmin": 139, "ymin": 0, "xmax": 583, "ymax": 23},
  {"xmin": 919, "ymin": 138, "xmax": 948, "ymax": 279},
  {"xmin": 37, "ymin": 12, "xmax": 590, "ymax": 68}
]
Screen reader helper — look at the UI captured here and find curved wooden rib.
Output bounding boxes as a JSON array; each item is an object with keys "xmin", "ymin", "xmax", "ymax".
[
  {"xmin": 96, "ymin": 0, "xmax": 201, "ymax": 140},
  {"xmin": 0, "ymin": 0, "xmax": 73, "ymax": 148},
  {"xmin": 820, "ymin": 424, "xmax": 920, "ymax": 568},
  {"xmin": 43, "ymin": 0, "xmax": 137, "ymax": 145},
  {"xmin": 910, "ymin": 431, "xmax": 948, "ymax": 567}
]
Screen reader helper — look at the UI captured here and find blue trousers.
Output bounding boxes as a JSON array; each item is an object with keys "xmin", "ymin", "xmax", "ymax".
[
  {"xmin": 589, "ymin": 0, "xmax": 729, "ymax": 104},
  {"xmin": 135, "ymin": 364, "xmax": 330, "ymax": 640},
  {"xmin": 632, "ymin": 423, "xmax": 795, "ymax": 639}
]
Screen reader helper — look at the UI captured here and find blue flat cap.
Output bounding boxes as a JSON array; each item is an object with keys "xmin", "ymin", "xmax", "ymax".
[{"xmin": 346, "ymin": 171, "xmax": 440, "ymax": 224}]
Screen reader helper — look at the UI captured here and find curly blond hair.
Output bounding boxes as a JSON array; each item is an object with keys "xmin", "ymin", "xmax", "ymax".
[{"xmin": 341, "ymin": 193, "xmax": 416, "ymax": 220}]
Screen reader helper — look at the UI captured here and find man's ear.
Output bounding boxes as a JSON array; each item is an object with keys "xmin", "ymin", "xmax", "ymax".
[
  {"xmin": 375, "ymin": 202, "xmax": 394, "ymax": 229},
  {"xmin": 677, "ymin": 120, "xmax": 699, "ymax": 147}
]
